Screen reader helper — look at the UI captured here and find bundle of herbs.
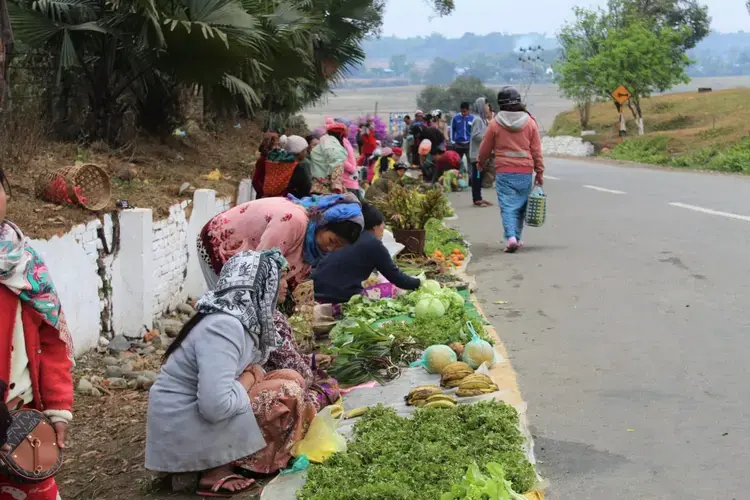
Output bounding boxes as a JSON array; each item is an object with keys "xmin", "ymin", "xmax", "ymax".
[
  {"xmin": 298, "ymin": 401, "xmax": 537, "ymax": 500},
  {"xmin": 325, "ymin": 320, "xmax": 400, "ymax": 385},
  {"xmin": 372, "ymin": 185, "xmax": 452, "ymax": 231}
]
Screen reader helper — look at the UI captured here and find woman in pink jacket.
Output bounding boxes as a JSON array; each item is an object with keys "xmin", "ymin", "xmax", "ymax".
[
  {"xmin": 477, "ymin": 87, "xmax": 544, "ymax": 253},
  {"xmin": 342, "ymin": 134, "xmax": 361, "ymax": 200}
]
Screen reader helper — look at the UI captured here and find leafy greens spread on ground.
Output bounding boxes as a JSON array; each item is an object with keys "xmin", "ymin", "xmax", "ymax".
[
  {"xmin": 425, "ymin": 218, "xmax": 469, "ymax": 257},
  {"xmin": 297, "ymin": 401, "xmax": 536, "ymax": 500}
]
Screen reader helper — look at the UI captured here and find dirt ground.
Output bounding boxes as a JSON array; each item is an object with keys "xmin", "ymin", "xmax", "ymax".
[
  {"xmin": 3, "ymin": 121, "xmax": 263, "ymax": 240},
  {"xmin": 59, "ymin": 351, "xmax": 263, "ymax": 500}
]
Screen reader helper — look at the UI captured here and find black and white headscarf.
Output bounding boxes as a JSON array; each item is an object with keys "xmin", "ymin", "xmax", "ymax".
[{"xmin": 196, "ymin": 250, "xmax": 287, "ymax": 364}]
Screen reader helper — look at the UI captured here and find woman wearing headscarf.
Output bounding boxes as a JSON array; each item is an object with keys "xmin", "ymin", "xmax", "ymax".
[
  {"xmin": 259, "ymin": 135, "xmax": 311, "ymax": 200},
  {"xmin": 370, "ymin": 147, "xmax": 395, "ymax": 184},
  {"xmin": 478, "ymin": 87, "xmax": 544, "ymax": 253},
  {"xmin": 146, "ymin": 251, "xmax": 318, "ymax": 494},
  {"xmin": 198, "ymin": 193, "xmax": 363, "ymax": 290},
  {"xmin": 251, "ymin": 132, "xmax": 280, "ymax": 199},
  {"xmin": 0, "ymin": 168, "xmax": 74, "ymax": 500},
  {"xmin": 308, "ymin": 119, "xmax": 352, "ymax": 195},
  {"xmin": 469, "ymin": 97, "xmax": 493, "ymax": 207}
]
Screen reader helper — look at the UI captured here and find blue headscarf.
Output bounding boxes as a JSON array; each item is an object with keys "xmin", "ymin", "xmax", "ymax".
[{"xmin": 288, "ymin": 193, "xmax": 364, "ymax": 265}]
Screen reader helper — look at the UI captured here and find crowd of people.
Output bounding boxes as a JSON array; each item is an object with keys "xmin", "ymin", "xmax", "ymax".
[{"xmin": 0, "ymin": 85, "xmax": 544, "ymax": 499}]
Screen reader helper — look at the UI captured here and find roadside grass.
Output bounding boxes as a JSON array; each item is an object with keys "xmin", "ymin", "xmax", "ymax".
[{"xmin": 549, "ymin": 88, "xmax": 750, "ymax": 173}]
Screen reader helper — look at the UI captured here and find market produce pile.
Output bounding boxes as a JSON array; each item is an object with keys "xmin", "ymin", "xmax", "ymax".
[
  {"xmin": 425, "ymin": 219, "xmax": 469, "ymax": 266},
  {"xmin": 297, "ymin": 401, "xmax": 537, "ymax": 500},
  {"xmin": 327, "ymin": 280, "xmax": 494, "ymax": 385}
]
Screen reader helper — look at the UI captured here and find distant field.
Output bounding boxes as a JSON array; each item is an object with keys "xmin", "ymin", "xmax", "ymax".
[{"xmin": 303, "ymin": 76, "xmax": 750, "ymax": 133}]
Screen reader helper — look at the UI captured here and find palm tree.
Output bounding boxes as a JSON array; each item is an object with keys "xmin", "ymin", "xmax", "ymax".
[{"xmin": 8, "ymin": 0, "xmax": 385, "ymax": 142}]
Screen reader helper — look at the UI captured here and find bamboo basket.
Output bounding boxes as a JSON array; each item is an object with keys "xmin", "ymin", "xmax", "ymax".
[{"xmin": 35, "ymin": 163, "xmax": 111, "ymax": 211}]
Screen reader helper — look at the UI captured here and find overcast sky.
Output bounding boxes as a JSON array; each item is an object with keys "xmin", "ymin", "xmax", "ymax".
[{"xmin": 382, "ymin": 0, "xmax": 750, "ymax": 37}]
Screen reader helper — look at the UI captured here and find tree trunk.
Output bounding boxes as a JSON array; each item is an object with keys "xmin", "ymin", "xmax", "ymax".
[
  {"xmin": 577, "ymin": 100, "xmax": 591, "ymax": 130},
  {"xmin": 0, "ymin": 0, "xmax": 13, "ymax": 110},
  {"xmin": 634, "ymin": 98, "xmax": 644, "ymax": 136}
]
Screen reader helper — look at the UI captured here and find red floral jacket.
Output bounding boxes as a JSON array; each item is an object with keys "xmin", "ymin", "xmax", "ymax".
[{"xmin": 0, "ymin": 286, "xmax": 74, "ymax": 412}]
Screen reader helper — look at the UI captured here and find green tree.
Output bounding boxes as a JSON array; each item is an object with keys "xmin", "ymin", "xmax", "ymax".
[
  {"xmin": 608, "ymin": 0, "xmax": 709, "ymax": 50},
  {"xmin": 428, "ymin": 0, "xmax": 455, "ymax": 16},
  {"xmin": 8, "ymin": 0, "xmax": 384, "ymax": 143},
  {"xmin": 554, "ymin": 2, "xmax": 695, "ymax": 135},
  {"xmin": 554, "ymin": 8, "xmax": 608, "ymax": 130},
  {"xmin": 389, "ymin": 54, "xmax": 410, "ymax": 75},
  {"xmin": 423, "ymin": 57, "xmax": 456, "ymax": 84},
  {"xmin": 590, "ymin": 19, "xmax": 692, "ymax": 134},
  {"xmin": 417, "ymin": 76, "xmax": 494, "ymax": 113}
]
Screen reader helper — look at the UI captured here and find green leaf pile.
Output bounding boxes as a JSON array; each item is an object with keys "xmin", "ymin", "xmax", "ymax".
[
  {"xmin": 298, "ymin": 401, "xmax": 536, "ymax": 500},
  {"xmin": 425, "ymin": 219, "xmax": 469, "ymax": 257}
]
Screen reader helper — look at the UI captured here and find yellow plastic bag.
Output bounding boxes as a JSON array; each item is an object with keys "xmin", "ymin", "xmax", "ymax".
[{"xmin": 292, "ymin": 405, "xmax": 347, "ymax": 463}]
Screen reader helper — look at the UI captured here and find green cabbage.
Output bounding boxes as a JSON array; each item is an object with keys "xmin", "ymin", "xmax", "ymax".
[
  {"xmin": 415, "ymin": 297, "xmax": 446, "ymax": 318},
  {"xmin": 421, "ymin": 279, "xmax": 442, "ymax": 294}
]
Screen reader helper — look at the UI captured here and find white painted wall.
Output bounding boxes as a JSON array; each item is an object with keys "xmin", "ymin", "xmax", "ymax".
[{"xmin": 27, "ymin": 187, "xmax": 238, "ymax": 356}]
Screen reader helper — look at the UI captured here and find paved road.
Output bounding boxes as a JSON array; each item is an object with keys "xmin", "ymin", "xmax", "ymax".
[{"xmin": 449, "ymin": 158, "xmax": 750, "ymax": 500}]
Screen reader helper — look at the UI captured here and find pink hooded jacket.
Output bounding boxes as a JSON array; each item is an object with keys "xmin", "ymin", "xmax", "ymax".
[
  {"xmin": 342, "ymin": 137, "xmax": 360, "ymax": 190},
  {"xmin": 477, "ymin": 111, "xmax": 544, "ymax": 176}
]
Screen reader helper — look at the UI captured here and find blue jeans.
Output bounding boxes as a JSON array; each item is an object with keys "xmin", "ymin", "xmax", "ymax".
[{"xmin": 495, "ymin": 173, "xmax": 533, "ymax": 241}]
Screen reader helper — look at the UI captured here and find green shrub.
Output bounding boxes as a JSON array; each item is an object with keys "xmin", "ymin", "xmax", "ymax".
[
  {"xmin": 669, "ymin": 147, "xmax": 719, "ymax": 168},
  {"xmin": 707, "ymin": 138, "xmax": 750, "ymax": 173},
  {"xmin": 605, "ymin": 136, "xmax": 671, "ymax": 164},
  {"xmin": 650, "ymin": 114, "xmax": 695, "ymax": 132}
]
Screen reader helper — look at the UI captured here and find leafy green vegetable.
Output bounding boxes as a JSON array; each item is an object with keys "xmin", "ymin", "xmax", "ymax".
[
  {"xmin": 441, "ymin": 462, "xmax": 527, "ymax": 500},
  {"xmin": 298, "ymin": 401, "xmax": 536, "ymax": 500},
  {"xmin": 425, "ymin": 218, "xmax": 468, "ymax": 257},
  {"xmin": 342, "ymin": 295, "xmax": 413, "ymax": 324},
  {"xmin": 325, "ymin": 320, "xmax": 400, "ymax": 385}
]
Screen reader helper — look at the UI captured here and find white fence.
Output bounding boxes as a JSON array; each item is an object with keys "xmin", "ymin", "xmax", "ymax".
[{"xmin": 29, "ymin": 184, "xmax": 253, "ymax": 357}]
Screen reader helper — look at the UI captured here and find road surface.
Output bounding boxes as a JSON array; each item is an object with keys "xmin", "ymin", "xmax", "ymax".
[{"xmin": 449, "ymin": 158, "xmax": 750, "ymax": 500}]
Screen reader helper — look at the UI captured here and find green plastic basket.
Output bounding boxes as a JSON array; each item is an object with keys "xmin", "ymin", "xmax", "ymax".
[{"xmin": 525, "ymin": 185, "xmax": 546, "ymax": 227}]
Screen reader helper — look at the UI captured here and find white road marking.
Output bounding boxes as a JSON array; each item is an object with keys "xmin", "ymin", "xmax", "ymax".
[
  {"xmin": 582, "ymin": 185, "xmax": 626, "ymax": 195},
  {"xmin": 668, "ymin": 202, "xmax": 750, "ymax": 222},
  {"xmin": 545, "ymin": 175, "xmax": 561, "ymax": 180}
]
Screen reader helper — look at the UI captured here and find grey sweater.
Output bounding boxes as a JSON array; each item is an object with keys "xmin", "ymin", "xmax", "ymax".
[{"xmin": 145, "ymin": 313, "xmax": 266, "ymax": 472}]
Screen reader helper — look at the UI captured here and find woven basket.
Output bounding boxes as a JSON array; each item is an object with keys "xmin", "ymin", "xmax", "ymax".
[
  {"xmin": 525, "ymin": 185, "xmax": 546, "ymax": 228},
  {"xmin": 35, "ymin": 163, "xmax": 111, "ymax": 211}
]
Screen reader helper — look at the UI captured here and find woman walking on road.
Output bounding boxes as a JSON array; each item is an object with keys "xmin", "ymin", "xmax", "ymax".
[
  {"xmin": 478, "ymin": 87, "xmax": 544, "ymax": 253},
  {"xmin": 469, "ymin": 97, "xmax": 492, "ymax": 207}
]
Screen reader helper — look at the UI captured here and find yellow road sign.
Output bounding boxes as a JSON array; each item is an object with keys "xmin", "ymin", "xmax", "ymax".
[{"xmin": 612, "ymin": 85, "xmax": 631, "ymax": 105}]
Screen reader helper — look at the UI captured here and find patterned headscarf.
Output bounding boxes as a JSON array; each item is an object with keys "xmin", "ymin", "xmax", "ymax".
[
  {"xmin": 196, "ymin": 250, "xmax": 287, "ymax": 365},
  {"xmin": 0, "ymin": 221, "xmax": 75, "ymax": 362},
  {"xmin": 288, "ymin": 193, "xmax": 363, "ymax": 266}
]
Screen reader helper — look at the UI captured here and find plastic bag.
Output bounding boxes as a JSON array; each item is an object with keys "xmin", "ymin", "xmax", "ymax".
[
  {"xmin": 410, "ymin": 344, "xmax": 457, "ymax": 374},
  {"xmin": 461, "ymin": 322, "xmax": 496, "ymax": 370},
  {"xmin": 292, "ymin": 405, "xmax": 347, "ymax": 463}
]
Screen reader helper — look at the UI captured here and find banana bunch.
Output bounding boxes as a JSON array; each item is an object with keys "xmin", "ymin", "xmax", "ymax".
[
  {"xmin": 405, "ymin": 385, "xmax": 443, "ymax": 406},
  {"xmin": 455, "ymin": 373, "xmax": 499, "ymax": 397},
  {"xmin": 440, "ymin": 361, "xmax": 474, "ymax": 388},
  {"xmin": 423, "ymin": 393, "xmax": 458, "ymax": 409}
]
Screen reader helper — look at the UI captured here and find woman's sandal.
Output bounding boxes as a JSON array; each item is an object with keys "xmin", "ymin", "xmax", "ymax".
[
  {"xmin": 473, "ymin": 200, "xmax": 493, "ymax": 207},
  {"xmin": 196, "ymin": 474, "xmax": 256, "ymax": 498}
]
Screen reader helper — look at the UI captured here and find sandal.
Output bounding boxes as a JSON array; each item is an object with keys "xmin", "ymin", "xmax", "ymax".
[
  {"xmin": 196, "ymin": 474, "xmax": 256, "ymax": 498},
  {"xmin": 473, "ymin": 200, "xmax": 493, "ymax": 207},
  {"xmin": 504, "ymin": 238, "xmax": 519, "ymax": 254}
]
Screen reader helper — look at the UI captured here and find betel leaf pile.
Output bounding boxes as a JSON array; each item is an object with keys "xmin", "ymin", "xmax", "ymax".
[{"xmin": 297, "ymin": 401, "xmax": 537, "ymax": 500}]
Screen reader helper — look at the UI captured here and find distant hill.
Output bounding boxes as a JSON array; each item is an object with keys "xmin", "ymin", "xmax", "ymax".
[{"xmin": 363, "ymin": 31, "xmax": 750, "ymax": 78}]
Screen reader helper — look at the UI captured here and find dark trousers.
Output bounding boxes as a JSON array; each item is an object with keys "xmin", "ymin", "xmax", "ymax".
[
  {"xmin": 452, "ymin": 143, "xmax": 470, "ymax": 162},
  {"xmin": 470, "ymin": 162, "xmax": 483, "ymax": 202}
]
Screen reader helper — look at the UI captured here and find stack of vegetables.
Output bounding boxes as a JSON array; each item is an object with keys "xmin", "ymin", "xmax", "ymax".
[
  {"xmin": 298, "ymin": 402, "xmax": 537, "ymax": 500},
  {"xmin": 325, "ymin": 280, "xmax": 494, "ymax": 385}
]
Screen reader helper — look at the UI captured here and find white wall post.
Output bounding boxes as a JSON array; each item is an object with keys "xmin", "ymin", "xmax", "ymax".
[
  {"xmin": 111, "ymin": 208, "xmax": 154, "ymax": 338},
  {"xmin": 185, "ymin": 189, "xmax": 217, "ymax": 300},
  {"xmin": 237, "ymin": 178, "xmax": 255, "ymax": 204}
]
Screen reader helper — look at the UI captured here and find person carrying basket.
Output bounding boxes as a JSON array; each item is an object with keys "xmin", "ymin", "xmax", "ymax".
[{"xmin": 477, "ymin": 86, "xmax": 544, "ymax": 253}]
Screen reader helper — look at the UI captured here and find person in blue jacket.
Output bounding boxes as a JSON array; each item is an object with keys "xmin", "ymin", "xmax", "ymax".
[
  {"xmin": 312, "ymin": 203, "xmax": 421, "ymax": 304},
  {"xmin": 450, "ymin": 101, "xmax": 474, "ymax": 163}
]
